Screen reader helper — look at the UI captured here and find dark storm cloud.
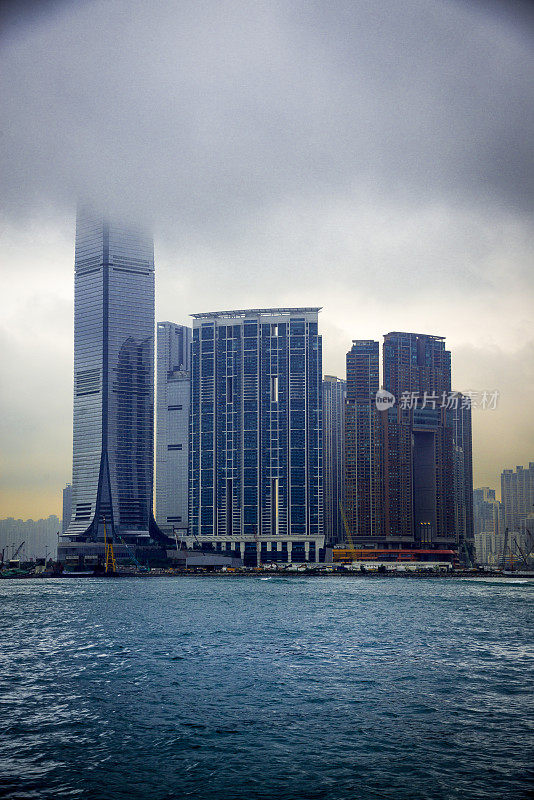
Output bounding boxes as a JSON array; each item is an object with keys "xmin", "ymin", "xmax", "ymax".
[
  {"xmin": 1, "ymin": 0, "xmax": 533, "ymax": 516},
  {"xmin": 1, "ymin": 0, "xmax": 532, "ymax": 235}
]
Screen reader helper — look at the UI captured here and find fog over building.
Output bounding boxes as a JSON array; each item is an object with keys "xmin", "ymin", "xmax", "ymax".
[{"xmin": 59, "ymin": 208, "xmax": 164, "ymax": 565}]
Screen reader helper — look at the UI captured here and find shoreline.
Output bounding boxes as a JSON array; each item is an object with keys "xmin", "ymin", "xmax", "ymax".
[{"xmin": 2, "ymin": 570, "xmax": 533, "ymax": 580}]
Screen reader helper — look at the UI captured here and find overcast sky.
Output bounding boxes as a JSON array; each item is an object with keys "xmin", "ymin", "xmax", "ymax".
[{"xmin": 1, "ymin": 0, "xmax": 533, "ymax": 518}]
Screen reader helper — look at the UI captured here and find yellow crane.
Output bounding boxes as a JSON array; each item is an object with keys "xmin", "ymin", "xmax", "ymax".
[{"xmin": 103, "ymin": 518, "xmax": 116, "ymax": 574}]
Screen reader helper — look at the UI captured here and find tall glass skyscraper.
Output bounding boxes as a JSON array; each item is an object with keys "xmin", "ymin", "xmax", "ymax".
[
  {"xmin": 188, "ymin": 308, "xmax": 324, "ymax": 565},
  {"xmin": 61, "ymin": 207, "xmax": 160, "ymax": 560}
]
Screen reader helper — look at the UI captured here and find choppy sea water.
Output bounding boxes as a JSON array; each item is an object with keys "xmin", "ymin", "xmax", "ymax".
[{"xmin": 0, "ymin": 576, "xmax": 532, "ymax": 800}]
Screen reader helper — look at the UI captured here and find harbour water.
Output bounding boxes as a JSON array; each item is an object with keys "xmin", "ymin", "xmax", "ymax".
[{"xmin": 1, "ymin": 576, "xmax": 532, "ymax": 800}]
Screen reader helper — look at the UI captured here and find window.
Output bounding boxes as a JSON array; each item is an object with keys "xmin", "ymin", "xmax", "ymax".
[
  {"xmin": 75, "ymin": 368, "xmax": 100, "ymax": 397},
  {"xmin": 168, "ymin": 404, "xmax": 182, "ymax": 411},
  {"xmin": 168, "ymin": 444, "xmax": 183, "ymax": 451},
  {"xmin": 271, "ymin": 375, "xmax": 278, "ymax": 402}
]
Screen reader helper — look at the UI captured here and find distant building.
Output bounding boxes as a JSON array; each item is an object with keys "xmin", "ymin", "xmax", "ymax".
[
  {"xmin": 59, "ymin": 207, "xmax": 165, "ymax": 565},
  {"xmin": 0, "ymin": 516, "xmax": 60, "ymax": 562},
  {"xmin": 155, "ymin": 322, "xmax": 192, "ymax": 534},
  {"xmin": 188, "ymin": 308, "xmax": 324, "ymax": 565},
  {"xmin": 473, "ymin": 487, "xmax": 504, "ymax": 566},
  {"xmin": 473, "ymin": 487, "xmax": 502, "ymax": 535},
  {"xmin": 62, "ymin": 483, "xmax": 73, "ymax": 533},
  {"xmin": 322, "ymin": 375, "xmax": 345, "ymax": 545},
  {"xmin": 501, "ymin": 463, "xmax": 534, "ymax": 533}
]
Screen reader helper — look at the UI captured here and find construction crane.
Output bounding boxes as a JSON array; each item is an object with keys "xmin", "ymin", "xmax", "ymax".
[
  {"xmin": 514, "ymin": 527, "xmax": 534, "ymax": 571},
  {"xmin": 103, "ymin": 519, "xmax": 116, "ymax": 574},
  {"xmin": 119, "ymin": 535, "xmax": 148, "ymax": 572},
  {"xmin": 8, "ymin": 541, "xmax": 25, "ymax": 566}
]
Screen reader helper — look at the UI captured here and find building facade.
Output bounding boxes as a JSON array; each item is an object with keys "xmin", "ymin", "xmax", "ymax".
[
  {"xmin": 188, "ymin": 308, "xmax": 324, "ymax": 565},
  {"xmin": 322, "ymin": 375, "xmax": 346, "ymax": 545},
  {"xmin": 155, "ymin": 322, "xmax": 192, "ymax": 534},
  {"xmin": 60, "ymin": 208, "xmax": 163, "ymax": 563}
]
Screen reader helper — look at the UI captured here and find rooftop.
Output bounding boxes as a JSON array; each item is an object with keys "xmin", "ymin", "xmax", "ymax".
[
  {"xmin": 384, "ymin": 331, "xmax": 446, "ymax": 340},
  {"xmin": 191, "ymin": 307, "xmax": 322, "ymax": 319}
]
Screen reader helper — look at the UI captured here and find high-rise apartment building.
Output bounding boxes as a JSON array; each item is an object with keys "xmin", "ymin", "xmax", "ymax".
[
  {"xmin": 344, "ymin": 341, "xmax": 383, "ymax": 539},
  {"xmin": 343, "ymin": 331, "xmax": 468, "ymax": 552},
  {"xmin": 383, "ymin": 332, "xmax": 455, "ymax": 547},
  {"xmin": 155, "ymin": 322, "xmax": 192, "ymax": 533},
  {"xmin": 59, "ymin": 208, "xmax": 163, "ymax": 564},
  {"xmin": 322, "ymin": 375, "xmax": 346, "ymax": 545},
  {"xmin": 188, "ymin": 308, "xmax": 324, "ymax": 565}
]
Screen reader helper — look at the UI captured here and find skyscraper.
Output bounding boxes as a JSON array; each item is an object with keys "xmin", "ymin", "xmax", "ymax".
[
  {"xmin": 59, "ymin": 208, "xmax": 163, "ymax": 564},
  {"xmin": 344, "ymin": 341, "xmax": 383, "ymax": 539},
  {"xmin": 322, "ymin": 375, "xmax": 346, "ymax": 545},
  {"xmin": 343, "ymin": 331, "xmax": 469, "ymax": 553},
  {"xmin": 382, "ymin": 332, "xmax": 455, "ymax": 547},
  {"xmin": 155, "ymin": 322, "xmax": 192, "ymax": 534},
  {"xmin": 188, "ymin": 308, "xmax": 324, "ymax": 565}
]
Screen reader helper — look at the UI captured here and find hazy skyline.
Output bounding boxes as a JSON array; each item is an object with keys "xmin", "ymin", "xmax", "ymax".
[{"xmin": 1, "ymin": 0, "xmax": 533, "ymax": 517}]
